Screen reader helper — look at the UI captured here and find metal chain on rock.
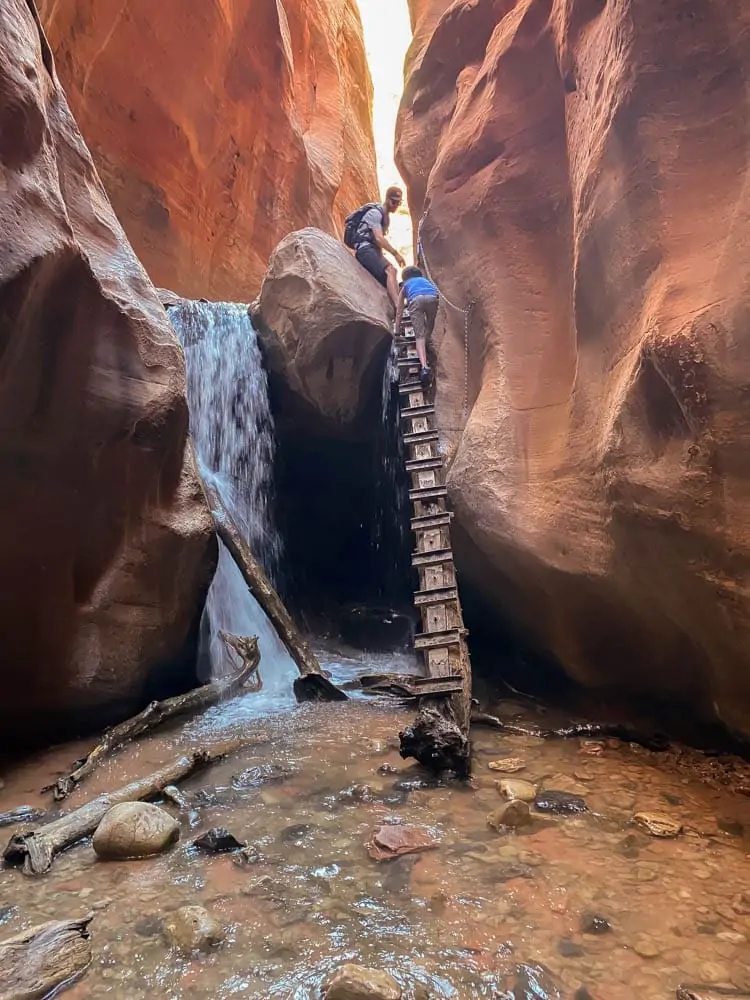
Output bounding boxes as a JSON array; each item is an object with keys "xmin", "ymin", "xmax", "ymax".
[{"xmin": 417, "ymin": 215, "xmax": 475, "ymax": 416}]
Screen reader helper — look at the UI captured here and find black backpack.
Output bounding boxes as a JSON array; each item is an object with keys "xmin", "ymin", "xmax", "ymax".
[{"xmin": 344, "ymin": 202, "xmax": 385, "ymax": 249}]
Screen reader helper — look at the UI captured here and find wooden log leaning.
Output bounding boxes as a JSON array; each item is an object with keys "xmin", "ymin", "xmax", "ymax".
[
  {"xmin": 392, "ymin": 315, "xmax": 472, "ymax": 777},
  {"xmin": 0, "ymin": 914, "xmax": 93, "ymax": 1000},
  {"xmin": 5, "ymin": 740, "xmax": 260, "ymax": 876},
  {"xmin": 48, "ymin": 633, "xmax": 261, "ymax": 802},
  {"xmin": 202, "ymin": 479, "xmax": 347, "ymax": 703}
]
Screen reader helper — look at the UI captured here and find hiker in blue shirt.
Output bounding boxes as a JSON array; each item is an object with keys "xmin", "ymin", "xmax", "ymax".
[{"xmin": 395, "ymin": 266, "xmax": 439, "ymax": 381}]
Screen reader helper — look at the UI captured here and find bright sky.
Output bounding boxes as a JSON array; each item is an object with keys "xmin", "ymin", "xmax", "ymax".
[{"xmin": 357, "ymin": 0, "xmax": 414, "ymax": 262}]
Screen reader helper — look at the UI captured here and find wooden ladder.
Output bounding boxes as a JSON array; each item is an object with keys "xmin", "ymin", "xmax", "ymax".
[{"xmin": 395, "ymin": 311, "xmax": 472, "ymax": 739}]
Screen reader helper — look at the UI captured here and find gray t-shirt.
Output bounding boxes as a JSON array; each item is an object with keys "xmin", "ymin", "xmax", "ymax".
[{"xmin": 356, "ymin": 205, "xmax": 387, "ymax": 247}]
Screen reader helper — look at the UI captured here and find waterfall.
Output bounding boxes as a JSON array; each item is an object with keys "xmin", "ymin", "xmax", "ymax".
[{"xmin": 169, "ymin": 300, "xmax": 297, "ymax": 708}]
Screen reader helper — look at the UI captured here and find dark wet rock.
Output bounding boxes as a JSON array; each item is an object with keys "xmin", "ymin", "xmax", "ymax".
[
  {"xmin": 323, "ymin": 963, "xmax": 402, "ymax": 999},
  {"xmin": 382, "ymin": 855, "xmax": 419, "ymax": 894},
  {"xmin": 339, "ymin": 784, "xmax": 375, "ymax": 804},
  {"xmin": 663, "ymin": 793, "xmax": 683, "ymax": 806},
  {"xmin": 558, "ymin": 939, "xmax": 584, "ymax": 958},
  {"xmin": 281, "ymin": 823, "xmax": 317, "ymax": 845},
  {"xmin": 574, "ymin": 989, "xmax": 596, "ymax": 1000},
  {"xmin": 339, "ymin": 605, "xmax": 413, "ymax": 652},
  {"xmin": 717, "ymin": 816, "xmax": 744, "ymax": 837},
  {"xmin": 534, "ymin": 791, "xmax": 588, "ymax": 815},
  {"xmin": 163, "ymin": 905, "xmax": 225, "ymax": 952},
  {"xmin": 377, "ymin": 764, "xmax": 400, "ymax": 776},
  {"xmin": 580, "ymin": 913, "xmax": 612, "ymax": 935},
  {"xmin": 232, "ymin": 843, "xmax": 267, "ymax": 867},
  {"xmin": 497, "ymin": 963, "xmax": 562, "ymax": 1000},
  {"xmin": 134, "ymin": 914, "xmax": 163, "ymax": 938},
  {"xmin": 488, "ymin": 801, "xmax": 533, "ymax": 831},
  {"xmin": 616, "ymin": 833, "xmax": 642, "ymax": 858},
  {"xmin": 231, "ymin": 763, "xmax": 295, "ymax": 788},
  {"xmin": 490, "ymin": 863, "xmax": 534, "ymax": 884},
  {"xmin": 193, "ymin": 828, "xmax": 246, "ymax": 853},
  {"xmin": 0, "ymin": 806, "xmax": 48, "ymax": 828},
  {"xmin": 93, "ymin": 802, "xmax": 179, "ymax": 860}
]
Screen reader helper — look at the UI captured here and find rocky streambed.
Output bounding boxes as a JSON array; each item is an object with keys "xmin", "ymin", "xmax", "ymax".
[{"xmin": 3, "ymin": 647, "xmax": 750, "ymax": 999}]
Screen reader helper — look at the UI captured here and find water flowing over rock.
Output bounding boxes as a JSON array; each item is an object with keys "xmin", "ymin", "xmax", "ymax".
[
  {"xmin": 38, "ymin": 0, "xmax": 378, "ymax": 299},
  {"xmin": 0, "ymin": 0, "xmax": 216, "ymax": 745},
  {"xmin": 396, "ymin": 0, "xmax": 750, "ymax": 734},
  {"xmin": 169, "ymin": 301, "xmax": 298, "ymax": 701}
]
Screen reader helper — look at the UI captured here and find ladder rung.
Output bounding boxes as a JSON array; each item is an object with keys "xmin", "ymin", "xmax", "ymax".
[
  {"xmin": 401, "ymin": 404, "xmax": 435, "ymax": 420},
  {"xmin": 410, "ymin": 512, "xmax": 453, "ymax": 530},
  {"xmin": 414, "ymin": 628, "xmax": 463, "ymax": 651},
  {"xmin": 398, "ymin": 379, "xmax": 424, "ymax": 394},
  {"xmin": 394, "ymin": 336, "xmax": 415, "ymax": 347},
  {"xmin": 412, "ymin": 548, "xmax": 454, "ymax": 567},
  {"xmin": 403, "ymin": 430, "xmax": 439, "ymax": 446},
  {"xmin": 409, "ymin": 485, "xmax": 448, "ymax": 502},
  {"xmin": 414, "ymin": 587, "xmax": 459, "ymax": 607},
  {"xmin": 397, "ymin": 357, "xmax": 420, "ymax": 368},
  {"xmin": 405, "ymin": 457, "xmax": 443, "ymax": 473}
]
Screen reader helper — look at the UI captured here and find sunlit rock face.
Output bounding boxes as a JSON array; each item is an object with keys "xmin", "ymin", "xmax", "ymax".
[
  {"xmin": 397, "ymin": 0, "xmax": 750, "ymax": 733},
  {"xmin": 0, "ymin": 0, "xmax": 216, "ymax": 744},
  {"xmin": 38, "ymin": 0, "xmax": 379, "ymax": 299}
]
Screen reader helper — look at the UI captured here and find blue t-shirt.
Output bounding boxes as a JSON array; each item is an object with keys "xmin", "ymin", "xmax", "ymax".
[{"xmin": 403, "ymin": 276, "xmax": 438, "ymax": 303}]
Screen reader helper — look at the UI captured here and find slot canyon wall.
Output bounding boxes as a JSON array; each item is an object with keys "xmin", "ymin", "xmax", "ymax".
[
  {"xmin": 37, "ymin": 0, "xmax": 379, "ymax": 300},
  {"xmin": 397, "ymin": 0, "xmax": 750, "ymax": 732},
  {"xmin": 0, "ymin": 0, "xmax": 216, "ymax": 744}
]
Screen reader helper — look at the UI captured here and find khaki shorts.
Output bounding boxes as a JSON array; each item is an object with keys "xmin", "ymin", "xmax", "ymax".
[{"xmin": 409, "ymin": 294, "xmax": 439, "ymax": 340}]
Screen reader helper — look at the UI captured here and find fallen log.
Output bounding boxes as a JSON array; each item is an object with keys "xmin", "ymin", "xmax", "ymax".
[
  {"xmin": 202, "ymin": 478, "xmax": 346, "ymax": 703},
  {"xmin": 360, "ymin": 673, "xmax": 464, "ymax": 699},
  {"xmin": 5, "ymin": 739, "xmax": 261, "ymax": 876},
  {"xmin": 0, "ymin": 807, "xmax": 47, "ymax": 829},
  {"xmin": 0, "ymin": 914, "xmax": 93, "ymax": 1000},
  {"xmin": 400, "ymin": 707, "xmax": 471, "ymax": 780},
  {"xmin": 470, "ymin": 709, "xmax": 671, "ymax": 751},
  {"xmin": 48, "ymin": 633, "xmax": 260, "ymax": 802}
]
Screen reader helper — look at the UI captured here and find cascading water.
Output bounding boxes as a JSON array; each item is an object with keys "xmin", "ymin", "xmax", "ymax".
[{"xmin": 169, "ymin": 300, "xmax": 297, "ymax": 711}]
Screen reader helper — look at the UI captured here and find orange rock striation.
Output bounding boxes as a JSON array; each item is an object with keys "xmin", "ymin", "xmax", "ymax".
[
  {"xmin": 38, "ymin": 0, "xmax": 378, "ymax": 299},
  {"xmin": 397, "ymin": 0, "xmax": 750, "ymax": 733}
]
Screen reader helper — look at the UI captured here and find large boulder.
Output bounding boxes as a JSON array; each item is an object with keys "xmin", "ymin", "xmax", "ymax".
[
  {"xmin": 38, "ymin": 0, "xmax": 379, "ymax": 300},
  {"xmin": 396, "ymin": 0, "xmax": 750, "ymax": 733},
  {"xmin": 0, "ymin": 1, "xmax": 216, "ymax": 744},
  {"xmin": 254, "ymin": 228, "xmax": 392, "ymax": 432},
  {"xmin": 93, "ymin": 803, "xmax": 180, "ymax": 860}
]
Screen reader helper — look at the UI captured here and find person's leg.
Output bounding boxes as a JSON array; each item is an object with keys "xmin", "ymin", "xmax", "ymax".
[
  {"xmin": 384, "ymin": 263, "xmax": 399, "ymax": 310},
  {"xmin": 410, "ymin": 297, "xmax": 429, "ymax": 369}
]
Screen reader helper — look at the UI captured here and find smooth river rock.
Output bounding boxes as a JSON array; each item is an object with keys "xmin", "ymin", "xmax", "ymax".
[
  {"xmin": 163, "ymin": 906, "xmax": 225, "ymax": 953},
  {"xmin": 93, "ymin": 803, "xmax": 180, "ymax": 860},
  {"xmin": 396, "ymin": 0, "xmax": 750, "ymax": 737},
  {"xmin": 323, "ymin": 964, "xmax": 402, "ymax": 1000},
  {"xmin": 497, "ymin": 779, "xmax": 538, "ymax": 802}
]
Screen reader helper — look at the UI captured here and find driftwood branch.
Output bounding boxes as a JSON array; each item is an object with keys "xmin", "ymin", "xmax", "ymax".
[
  {"xmin": 470, "ymin": 709, "xmax": 671, "ymax": 751},
  {"xmin": 202, "ymin": 478, "xmax": 346, "ymax": 703},
  {"xmin": 0, "ymin": 915, "xmax": 93, "ymax": 1000},
  {"xmin": 5, "ymin": 739, "xmax": 260, "ymax": 876},
  {"xmin": 48, "ymin": 633, "xmax": 260, "ymax": 802}
]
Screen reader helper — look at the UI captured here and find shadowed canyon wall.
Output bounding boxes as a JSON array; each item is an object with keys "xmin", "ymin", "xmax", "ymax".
[
  {"xmin": 38, "ymin": 0, "xmax": 378, "ymax": 300},
  {"xmin": 397, "ymin": 0, "xmax": 750, "ymax": 733},
  {"xmin": 0, "ymin": 0, "xmax": 216, "ymax": 744}
]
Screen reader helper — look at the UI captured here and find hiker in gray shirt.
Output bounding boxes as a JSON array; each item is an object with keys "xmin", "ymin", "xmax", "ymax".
[{"xmin": 346, "ymin": 187, "xmax": 406, "ymax": 309}]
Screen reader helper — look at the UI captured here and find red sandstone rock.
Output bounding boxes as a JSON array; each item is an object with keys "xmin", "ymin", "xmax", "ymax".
[
  {"xmin": 0, "ymin": 1, "xmax": 216, "ymax": 744},
  {"xmin": 397, "ymin": 0, "xmax": 750, "ymax": 733},
  {"xmin": 254, "ymin": 228, "xmax": 392, "ymax": 431},
  {"xmin": 38, "ymin": 0, "xmax": 378, "ymax": 300},
  {"xmin": 368, "ymin": 823, "xmax": 439, "ymax": 860}
]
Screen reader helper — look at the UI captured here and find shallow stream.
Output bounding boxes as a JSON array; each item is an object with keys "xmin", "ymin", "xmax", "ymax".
[{"xmin": 3, "ymin": 644, "xmax": 750, "ymax": 1000}]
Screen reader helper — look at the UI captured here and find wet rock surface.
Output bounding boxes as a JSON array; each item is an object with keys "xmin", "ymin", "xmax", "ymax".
[
  {"xmin": 2, "ymin": 695, "xmax": 750, "ymax": 998},
  {"xmin": 534, "ymin": 791, "xmax": 588, "ymax": 815},
  {"xmin": 192, "ymin": 828, "xmax": 246, "ymax": 854},
  {"xmin": 323, "ymin": 964, "xmax": 402, "ymax": 1000},
  {"xmin": 93, "ymin": 803, "xmax": 180, "ymax": 860},
  {"xmin": 162, "ymin": 906, "xmax": 225, "ymax": 952}
]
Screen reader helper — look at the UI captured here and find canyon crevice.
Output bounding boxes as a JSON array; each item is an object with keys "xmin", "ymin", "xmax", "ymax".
[
  {"xmin": 0, "ymin": 0, "xmax": 216, "ymax": 744},
  {"xmin": 37, "ymin": 0, "xmax": 379, "ymax": 300},
  {"xmin": 397, "ymin": 0, "xmax": 750, "ymax": 733}
]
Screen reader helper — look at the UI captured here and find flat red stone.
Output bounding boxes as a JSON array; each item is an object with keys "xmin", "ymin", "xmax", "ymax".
[{"xmin": 367, "ymin": 824, "xmax": 439, "ymax": 860}]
